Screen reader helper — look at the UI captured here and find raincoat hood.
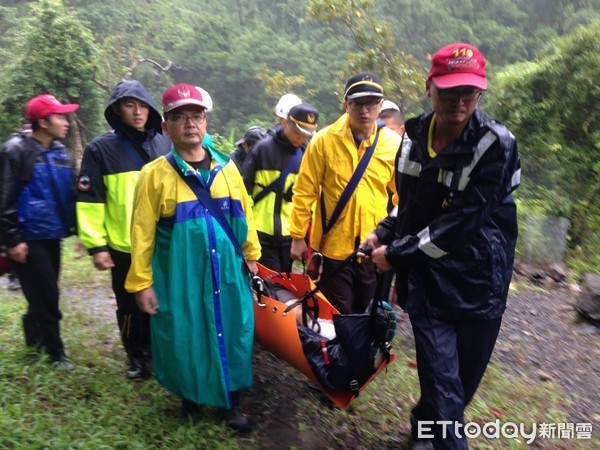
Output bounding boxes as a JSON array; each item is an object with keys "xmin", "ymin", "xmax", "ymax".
[{"xmin": 104, "ymin": 80, "xmax": 163, "ymax": 133}]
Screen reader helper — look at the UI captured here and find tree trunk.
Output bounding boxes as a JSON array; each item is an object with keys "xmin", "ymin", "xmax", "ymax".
[{"xmin": 69, "ymin": 115, "xmax": 84, "ymax": 168}]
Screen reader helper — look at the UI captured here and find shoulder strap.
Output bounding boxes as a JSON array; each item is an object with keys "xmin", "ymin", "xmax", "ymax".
[
  {"xmin": 165, "ymin": 152, "xmax": 246, "ymax": 262},
  {"xmin": 115, "ymin": 132, "xmax": 146, "ymax": 170},
  {"xmin": 319, "ymin": 121, "xmax": 384, "ymax": 250},
  {"xmin": 252, "ymin": 147, "xmax": 302, "ymax": 204}
]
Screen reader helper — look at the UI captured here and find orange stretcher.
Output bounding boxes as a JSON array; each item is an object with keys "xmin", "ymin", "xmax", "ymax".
[{"xmin": 252, "ymin": 262, "xmax": 395, "ymax": 409}]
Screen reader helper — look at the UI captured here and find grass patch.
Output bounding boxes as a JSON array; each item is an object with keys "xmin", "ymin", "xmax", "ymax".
[
  {"xmin": 280, "ymin": 347, "xmax": 594, "ymax": 449},
  {"xmin": 0, "ymin": 237, "xmax": 596, "ymax": 449}
]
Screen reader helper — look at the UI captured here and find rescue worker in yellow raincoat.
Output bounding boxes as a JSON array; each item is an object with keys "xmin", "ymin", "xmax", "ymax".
[
  {"xmin": 125, "ymin": 83, "xmax": 261, "ymax": 432},
  {"xmin": 290, "ymin": 73, "xmax": 401, "ymax": 314}
]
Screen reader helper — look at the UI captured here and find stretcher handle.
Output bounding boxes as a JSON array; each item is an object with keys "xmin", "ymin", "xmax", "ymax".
[
  {"xmin": 305, "ymin": 251, "xmax": 323, "ymax": 282},
  {"xmin": 251, "ymin": 275, "xmax": 267, "ymax": 308},
  {"xmin": 282, "ymin": 245, "xmax": 373, "ymax": 316}
]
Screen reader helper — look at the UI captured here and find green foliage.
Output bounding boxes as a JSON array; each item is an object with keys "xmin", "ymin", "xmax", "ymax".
[
  {"xmin": 488, "ymin": 22, "xmax": 600, "ymax": 272},
  {"xmin": 0, "ymin": 0, "xmax": 598, "ymax": 273},
  {"xmin": 306, "ymin": 0, "xmax": 424, "ymax": 114},
  {"xmin": 1, "ymin": 0, "xmax": 597, "ymax": 142},
  {"xmin": 515, "ymin": 198, "xmax": 570, "ymax": 263},
  {"xmin": 0, "ymin": 240, "xmax": 246, "ymax": 449},
  {"xmin": 210, "ymin": 133, "xmax": 235, "ymax": 155},
  {"xmin": 0, "ymin": 240, "xmax": 585, "ymax": 449},
  {"xmin": 0, "ymin": 0, "xmax": 103, "ymax": 148}
]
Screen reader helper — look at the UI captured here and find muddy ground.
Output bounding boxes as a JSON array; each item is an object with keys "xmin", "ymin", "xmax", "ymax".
[
  {"xmin": 5, "ymin": 273, "xmax": 598, "ymax": 448},
  {"xmin": 245, "ymin": 279, "xmax": 600, "ymax": 448}
]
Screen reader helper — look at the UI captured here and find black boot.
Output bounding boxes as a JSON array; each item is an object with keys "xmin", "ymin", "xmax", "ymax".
[
  {"xmin": 126, "ymin": 357, "xmax": 149, "ymax": 380},
  {"xmin": 224, "ymin": 391, "xmax": 255, "ymax": 433},
  {"xmin": 180, "ymin": 398, "xmax": 202, "ymax": 418},
  {"xmin": 118, "ymin": 312, "xmax": 150, "ymax": 380},
  {"xmin": 22, "ymin": 313, "xmax": 42, "ymax": 349}
]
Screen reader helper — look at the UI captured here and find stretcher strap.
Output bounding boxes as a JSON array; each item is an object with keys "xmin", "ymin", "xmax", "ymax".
[
  {"xmin": 319, "ymin": 121, "xmax": 385, "ymax": 250},
  {"xmin": 166, "ymin": 152, "xmax": 248, "ymax": 267}
]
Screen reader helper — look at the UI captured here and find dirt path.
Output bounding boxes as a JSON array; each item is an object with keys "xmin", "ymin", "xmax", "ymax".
[
  {"xmin": 249, "ymin": 281, "xmax": 600, "ymax": 447},
  {"xmin": 391, "ymin": 282, "xmax": 600, "ymax": 432},
  {"xmin": 8, "ymin": 274, "xmax": 596, "ymax": 447},
  {"xmin": 493, "ymin": 284, "xmax": 600, "ymax": 427}
]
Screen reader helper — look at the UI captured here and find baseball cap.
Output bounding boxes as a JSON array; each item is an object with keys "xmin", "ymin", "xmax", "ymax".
[
  {"xmin": 344, "ymin": 72, "xmax": 384, "ymax": 100},
  {"xmin": 287, "ymin": 103, "xmax": 319, "ymax": 137},
  {"xmin": 275, "ymin": 93, "xmax": 302, "ymax": 119},
  {"xmin": 428, "ymin": 43, "xmax": 487, "ymax": 90},
  {"xmin": 381, "ymin": 100, "xmax": 400, "ymax": 112},
  {"xmin": 196, "ymin": 86, "xmax": 213, "ymax": 112},
  {"xmin": 235, "ymin": 126, "xmax": 268, "ymax": 147},
  {"xmin": 25, "ymin": 95, "xmax": 79, "ymax": 122},
  {"xmin": 162, "ymin": 83, "xmax": 211, "ymax": 113}
]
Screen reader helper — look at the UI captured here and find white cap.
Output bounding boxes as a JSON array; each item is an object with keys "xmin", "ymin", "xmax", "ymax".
[
  {"xmin": 381, "ymin": 100, "xmax": 400, "ymax": 112},
  {"xmin": 275, "ymin": 93, "xmax": 302, "ymax": 119},
  {"xmin": 196, "ymin": 86, "xmax": 213, "ymax": 112}
]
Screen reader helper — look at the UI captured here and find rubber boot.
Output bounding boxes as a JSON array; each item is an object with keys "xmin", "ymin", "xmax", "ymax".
[
  {"xmin": 225, "ymin": 391, "xmax": 255, "ymax": 433},
  {"xmin": 117, "ymin": 311, "xmax": 149, "ymax": 380},
  {"xmin": 140, "ymin": 311, "xmax": 152, "ymax": 362}
]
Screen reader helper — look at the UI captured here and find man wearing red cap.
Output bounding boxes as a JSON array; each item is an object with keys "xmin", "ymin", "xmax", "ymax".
[
  {"xmin": 364, "ymin": 43, "xmax": 521, "ymax": 449},
  {"xmin": 0, "ymin": 94, "xmax": 79, "ymax": 369},
  {"xmin": 125, "ymin": 83, "xmax": 260, "ymax": 432}
]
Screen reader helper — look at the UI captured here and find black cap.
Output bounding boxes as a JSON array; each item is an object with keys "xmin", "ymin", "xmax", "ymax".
[
  {"xmin": 236, "ymin": 126, "xmax": 267, "ymax": 148},
  {"xmin": 288, "ymin": 103, "xmax": 319, "ymax": 137},
  {"xmin": 344, "ymin": 72, "xmax": 384, "ymax": 100}
]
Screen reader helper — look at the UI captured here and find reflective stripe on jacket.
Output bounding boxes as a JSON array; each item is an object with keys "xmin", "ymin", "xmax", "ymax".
[
  {"xmin": 76, "ymin": 80, "xmax": 171, "ymax": 254},
  {"xmin": 377, "ymin": 108, "xmax": 521, "ymax": 319},
  {"xmin": 76, "ymin": 131, "xmax": 170, "ymax": 253},
  {"xmin": 242, "ymin": 128, "xmax": 300, "ymax": 244}
]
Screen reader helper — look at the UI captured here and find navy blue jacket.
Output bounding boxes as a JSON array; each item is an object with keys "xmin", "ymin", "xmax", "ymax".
[
  {"xmin": 229, "ymin": 145, "xmax": 247, "ymax": 172},
  {"xmin": 375, "ymin": 108, "xmax": 521, "ymax": 319},
  {"xmin": 0, "ymin": 133, "xmax": 76, "ymax": 246}
]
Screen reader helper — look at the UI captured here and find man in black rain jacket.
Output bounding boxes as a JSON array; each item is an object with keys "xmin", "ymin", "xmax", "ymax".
[
  {"xmin": 76, "ymin": 80, "xmax": 171, "ymax": 380},
  {"xmin": 364, "ymin": 43, "xmax": 521, "ymax": 449}
]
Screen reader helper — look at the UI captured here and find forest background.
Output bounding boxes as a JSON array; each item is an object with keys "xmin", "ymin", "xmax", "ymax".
[{"xmin": 0, "ymin": 0, "xmax": 598, "ymax": 274}]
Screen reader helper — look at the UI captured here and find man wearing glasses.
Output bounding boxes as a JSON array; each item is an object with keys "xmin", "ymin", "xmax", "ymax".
[
  {"xmin": 290, "ymin": 72, "xmax": 401, "ymax": 314},
  {"xmin": 364, "ymin": 43, "xmax": 521, "ymax": 449},
  {"xmin": 125, "ymin": 83, "xmax": 260, "ymax": 432}
]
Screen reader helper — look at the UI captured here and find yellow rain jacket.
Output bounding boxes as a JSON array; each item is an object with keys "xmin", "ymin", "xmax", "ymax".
[
  {"xmin": 125, "ymin": 147, "xmax": 260, "ymax": 408},
  {"xmin": 290, "ymin": 113, "xmax": 400, "ymax": 260}
]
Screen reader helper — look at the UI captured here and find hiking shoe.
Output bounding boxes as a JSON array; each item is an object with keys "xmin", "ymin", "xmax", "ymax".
[
  {"xmin": 7, "ymin": 277, "xmax": 21, "ymax": 291},
  {"xmin": 126, "ymin": 358, "xmax": 149, "ymax": 380},
  {"xmin": 51, "ymin": 355, "xmax": 75, "ymax": 371},
  {"xmin": 224, "ymin": 406, "xmax": 255, "ymax": 433}
]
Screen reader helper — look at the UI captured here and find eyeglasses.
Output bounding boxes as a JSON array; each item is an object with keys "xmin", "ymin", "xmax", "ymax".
[
  {"xmin": 169, "ymin": 111, "xmax": 206, "ymax": 123},
  {"xmin": 435, "ymin": 86, "xmax": 483, "ymax": 102},
  {"xmin": 347, "ymin": 99, "xmax": 382, "ymax": 111}
]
